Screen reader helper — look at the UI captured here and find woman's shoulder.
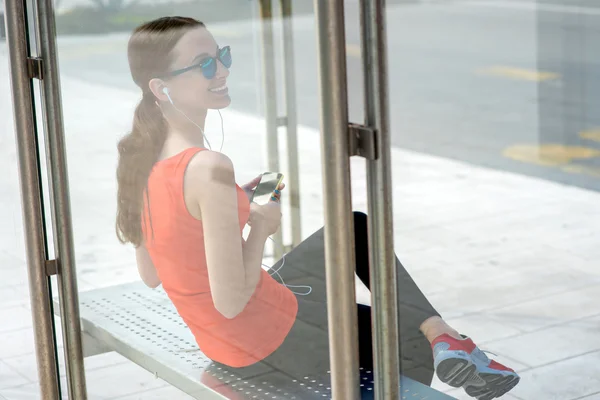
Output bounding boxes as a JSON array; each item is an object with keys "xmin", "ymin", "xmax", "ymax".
[
  {"xmin": 183, "ymin": 149, "xmax": 238, "ymax": 203},
  {"xmin": 187, "ymin": 149, "xmax": 235, "ymax": 180}
]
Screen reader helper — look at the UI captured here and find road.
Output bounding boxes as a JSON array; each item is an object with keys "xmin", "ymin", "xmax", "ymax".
[{"xmin": 51, "ymin": 0, "xmax": 600, "ymax": 191}]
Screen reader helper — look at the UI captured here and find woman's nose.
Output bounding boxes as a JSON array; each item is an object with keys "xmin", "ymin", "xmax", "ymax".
[{"xmin": 215, "ymin": 59, "xmax": 230, "ymax": 79}]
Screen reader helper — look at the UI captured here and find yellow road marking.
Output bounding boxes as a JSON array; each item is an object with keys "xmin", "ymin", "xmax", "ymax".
[
  {"xmin": 579, "ymin": 129, "xmax": 600, "ymax": 142},
  {"xmin": 477, "ymin": 66, "xmax": 560, "ymax": 82},
  {"xmin": 503, "ymin": 143, "xmax": 600, "ymax": 178},
  {"xmin": 561, "ymin": 164, "xmax": 600, "ymax": 177},
  {"xmin": 503, "ymin": 144, "xmax": 600, "ymax": 166}
]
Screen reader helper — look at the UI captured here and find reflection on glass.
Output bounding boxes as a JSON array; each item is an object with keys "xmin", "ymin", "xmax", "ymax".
[
  {"xmin": 379, "ymin": 2, "xmax": 600, "ymax": 400},
  {"xmin": 103, "ymin": 15, "xmax": 522, "ymax": 399}
]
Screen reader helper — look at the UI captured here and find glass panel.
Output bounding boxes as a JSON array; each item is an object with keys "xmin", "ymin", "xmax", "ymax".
[
  {"xmin": 48, "ymin": 0, "xmax": 365, "ymax": 398},
  {"xmin": 383, "ymin": 1, "xmax": 600, "ymax": 399}
]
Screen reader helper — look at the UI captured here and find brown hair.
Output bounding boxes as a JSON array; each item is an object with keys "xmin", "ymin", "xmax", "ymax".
[{"xmin": 116, "ymin": 16, "xmax": 205, "ymax": 247}]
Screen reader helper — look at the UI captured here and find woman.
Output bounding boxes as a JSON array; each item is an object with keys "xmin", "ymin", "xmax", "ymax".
[{"xmin": 116, "ymin": 16, "xmax": 520, "ymax": 400}]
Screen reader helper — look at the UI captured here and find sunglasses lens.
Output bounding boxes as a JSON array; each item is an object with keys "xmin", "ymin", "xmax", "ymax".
[
  {"xmin": 201, "ymin": 58, "xmax": 217, "ymax": 79},
  {"xmin": 219, "ymin": 47, "xmax": 232, "ymax": 68}
]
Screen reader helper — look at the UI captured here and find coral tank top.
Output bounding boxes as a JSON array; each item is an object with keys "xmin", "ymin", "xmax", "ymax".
[{"xmin": 142, "ymin": 147, "xmax": 298, "ymax": 367}]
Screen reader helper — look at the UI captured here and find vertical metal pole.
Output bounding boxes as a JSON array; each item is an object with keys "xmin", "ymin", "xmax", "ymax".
[
  {"xmin": 279, "ymin": 0, "xmax": 302, "ymax": 248},
  {"xmin": 359, "ymin": 0, "xmax": 400, "ymax": 398},
  {"xmin": 33, "ymin": 0, "xmax": 88, "ymax": 397},
  {"xmin": 5, "ymin": 0, "xmax": 61, "ymax": 398},
  {"xmin": 313, "ymin": 1, "xmax": 360, "ymax": 399},
  {"xmin": 258, "ymin": 0, "xmax": 284, "ymax": 260}
]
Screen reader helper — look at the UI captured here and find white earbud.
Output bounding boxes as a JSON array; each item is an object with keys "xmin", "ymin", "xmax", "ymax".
[
  {"xmin": 162, "ymin": 87, "xmax": 174, "ymax": 105},
  {"xmin": 264, "ymin": 237, "xmax": 313, "ymax": 296}
]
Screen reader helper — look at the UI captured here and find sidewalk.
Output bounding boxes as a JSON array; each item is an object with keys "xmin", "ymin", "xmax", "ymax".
[{"xmin": 1, "ymin": 44, "xmax": 600, "ymax": 400}]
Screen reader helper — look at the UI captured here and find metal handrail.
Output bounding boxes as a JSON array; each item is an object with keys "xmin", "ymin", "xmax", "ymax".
[
  {"xmin": 4, "ymin": 0, "xmax": 61, "ymax": 397},
  {"xmin": 359, "ymin": 0, "xmax": 401, "ymax": 397},
  {"xmin": 30, "ymin": 0, "xmax": 88, "ymax": 395},
  {"xmin": 313, "ymin": 1, "xmax": 361, "ymax": 398},
  {"xmin": 314, "ymin": 0, "xmax": 400, "ymax": 398}
]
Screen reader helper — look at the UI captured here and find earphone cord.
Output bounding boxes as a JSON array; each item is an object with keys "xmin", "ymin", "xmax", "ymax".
[
  {"xmin": 168, "ymin": 101, "xmax": 225, "ymax": 153},
  {"xmin": 217, "ymin": 110, "xmax": 225, "ymax": 152},
  {"xmin": 263, "ymin": 237, "xmax": 312, "ymax": 296},
  {"xmin": 163, "ymin": 89, "xmax": 225, "ymax": 152},
  {"xmin": 170, "ymin": 103, "xmax": 213, "ymax": 151}
]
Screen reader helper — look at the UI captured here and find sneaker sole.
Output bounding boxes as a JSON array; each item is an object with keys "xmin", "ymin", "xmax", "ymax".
[
  {"xmin": 464, "ymin": 372, "xmax": 520, "ymax": 400},
  {"xmin": 436, "ymin": 357, "xmax": 476, "ymax": 387},
  {"xmin": 436, "ymin": 354, "xmax": 520, "ymax": 399}
]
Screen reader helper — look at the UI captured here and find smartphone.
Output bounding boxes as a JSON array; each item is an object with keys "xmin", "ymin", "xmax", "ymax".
[{"xmin": 251, "ymin": 172, "xmax": 284, "ymax": 205}]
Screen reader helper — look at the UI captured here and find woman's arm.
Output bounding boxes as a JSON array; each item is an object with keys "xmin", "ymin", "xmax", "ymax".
[
  {"xmin": 135, "ymin": 244, "xmax": 161, "ymax": 288},
  {"xmin": 186, "ymin": 151, "xmax": 272, "ymax": 319}
]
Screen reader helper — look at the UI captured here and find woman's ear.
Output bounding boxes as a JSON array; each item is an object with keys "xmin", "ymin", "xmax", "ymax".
[{"xmin": 149, "ymin": 78, "xmax": 169, "ymax": 102}]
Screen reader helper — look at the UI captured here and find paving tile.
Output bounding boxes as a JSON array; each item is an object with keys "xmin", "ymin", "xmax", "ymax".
[
  {"xmin": 397, "ymin": 226, "xmax": 475, "ymax": 249},
  {"xmin": 0, "ymin": 382, "xmax": 49, "ymax": 400},
  {"xmin": 5, "ymin": 352, "xmax": 134, "ymax": 390},
  {"xmin": 443, "ymin": 313, "xmax": 524, "ymax": 345},
  {"xmin": 0, "ymin": 361, "xmax": 29, "ymax": 390},
  {"xmin": 83, "ymin": 352, "xmax": 131, "ymax": 373},
  {"xmin": 484, "ymin": 244, "xmax": 594, "ymax": 273},
  {"xmin": 0, "ymin": 307, "xmax": 32, "ymax": 333},
  {"xmin": 445, "ymin": 213, "xmax": 595, "ymax": 255},
  {"xmin": 0, "ymin": 287, "xmax": 31, "ymax": 310},
  {"xmin": 392, "ymin": 234, "xmax": 433, "ymax": 254},
  {"xmin": 484, "ymin": 315, "xmax": 600, "ymax": 368},
  {"xmin": 484, "ymin": 284, "xmax": 600, "ymax": 334},
  {"xmin": 509, "ymin": 351, "xmax": 600, "ymax": 400},
  {"xmin": 0, "ymin": 254, "xmax": 27, "ymax": 289},
  {"xmin": 426, "ymin": 266, "xmax": 599, "ymax": 318},
  {"xmin": 110, "ymin": 385, "xmax": 197, "ymax": 400},
  {"xmin": 84, "ymin": 362, "xmax": 168, "ymax": 399},
  {"xmin": 553, "ymin": 232, "xmax": 600, "ymax": 263},
  {"xmin": 444, "ymin": 386, "xmax": 521, "ymax": 400},
  {"xmin": 3, "ymin": 352, "xmax": 61, "ymax": 383},
  {"xmin": 0, "ymin": 377, "xmax": 103, "ymax": 400},
  {"xmin": 0, "ymin": 205, "xmax": 26, "ymax": 265},
  {"xmin": 399, "ymin": 253, "xmax": 519, "ymax": 295},
  {"xmin": 0, "ymin": 329, "xmax": 36, "ymax": 359},
  {"xmin": 579, "ymin": 393, "xmax": 600, "ymax": 400}
]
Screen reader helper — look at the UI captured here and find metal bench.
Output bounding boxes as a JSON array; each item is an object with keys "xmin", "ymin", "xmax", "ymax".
[{"xmin": 59, "ymin": 225, "xmax": 455, "ymax": 399}]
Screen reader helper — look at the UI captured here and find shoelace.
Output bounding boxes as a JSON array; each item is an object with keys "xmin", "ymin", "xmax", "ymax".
[{"xmin": 482, "ymin": 349, "xmax": 499, "ymax": 357}]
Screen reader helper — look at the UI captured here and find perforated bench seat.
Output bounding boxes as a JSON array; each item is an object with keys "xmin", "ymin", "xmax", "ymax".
[{"xmin": 65, "ymin": 282, "xmax": 454, "ymax": 399}]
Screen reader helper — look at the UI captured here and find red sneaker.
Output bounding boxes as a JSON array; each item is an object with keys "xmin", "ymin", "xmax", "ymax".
[{"xmin": 432, "ymin": 334, "xmax": 520, "ymax": 399}]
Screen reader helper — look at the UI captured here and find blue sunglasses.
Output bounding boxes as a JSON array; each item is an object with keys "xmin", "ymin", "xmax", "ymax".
[{"xmin": 166, "ymin": 46, "xmax": 232, "ymax": 80}]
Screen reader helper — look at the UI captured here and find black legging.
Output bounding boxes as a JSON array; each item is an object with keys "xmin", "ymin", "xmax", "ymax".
[
  {"xmin": 352, "ymin": 211, "xmax": 441, "ymax": 380},
  {"xmin": 218, "ymin": 211, "xmax": 441, "ymax": 386}
]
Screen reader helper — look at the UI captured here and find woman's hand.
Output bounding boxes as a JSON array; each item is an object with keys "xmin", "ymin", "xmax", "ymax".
[
  {"xmin": 241, "ymin": 175, "xmax": 262, "ymax": 202},
  {"xmin": 271, "ymin": 181, "xmax": 284, "ymax": 202},
  {"xmin": 249, "ymin": 201, "xmax": 282, "ymax": 236},
  {"xmin": 241, "ymin": 176, "xmax": 285, "ymax": 202}
]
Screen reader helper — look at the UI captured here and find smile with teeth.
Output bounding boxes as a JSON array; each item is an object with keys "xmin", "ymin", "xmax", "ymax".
[{"xmin": 209, "ymin": 84, "xmax": 228, "ymax": 93}]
